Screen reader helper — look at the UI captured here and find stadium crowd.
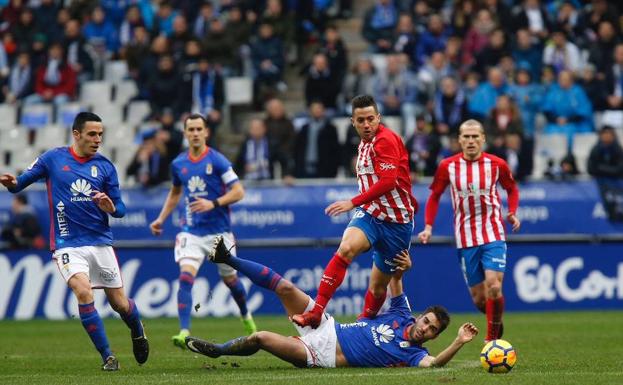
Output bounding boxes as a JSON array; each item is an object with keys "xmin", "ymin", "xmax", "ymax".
[{"xmin": 0, "ymin": 0, "xmax": 622, "ymax": 187}]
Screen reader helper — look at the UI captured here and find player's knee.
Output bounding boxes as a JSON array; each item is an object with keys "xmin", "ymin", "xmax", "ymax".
[
  {"xmin": 486, "ymin": 283, "xmax": 502, "ymax": 298},
  {"xmin": 71, "ymin": 285, "xmax": 93, "ymax": 303},
  {"xmin": 275, "ymin": 279, "xmax": 295, "ymax": 297},
  {"xmin": 336, "ymin": 244, "xmax": 357, "ymax": 260}
]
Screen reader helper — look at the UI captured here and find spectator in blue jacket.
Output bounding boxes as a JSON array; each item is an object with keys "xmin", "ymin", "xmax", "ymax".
[
  {"xmin": 362, "ymin": 0, "xmax": 398, "ymax": 53},
  {"xmin": 468, "ymin": 67, "xmax": 508, "ymax": 120},
  {"xmin": 82, "ymin": 6, "xmax": 120, "ymax": 57},
  {"xmin": 542, "ymin": 70, "xmax": 593, "ymax": 147}
]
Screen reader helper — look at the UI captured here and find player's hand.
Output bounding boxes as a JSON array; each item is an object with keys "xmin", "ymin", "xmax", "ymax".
[
  {"xmin": 325, "ymin": 200, "xmax": 355, "ymax": 216},
  {"xmin": 91, "ymin": 190, "xmax": 116, "ymax": 214},
  {"xmin": 417, "ymin": 225, "xmax": 433, "ymax": 244},
  {"xmin": 189, "ymin": 197, "xmax": 214, "ymax": 213},
  {"xmin": 0, "ymin": 173, "xmax": 17, "ymax": 188},
  {"xmin": 507, "ymin": 214, "xmax": 521, "ymax": 232},
  {"xmin": 456, "ymin": 322, "xmax": 479, "ymax": 344},
  {"xmin": 393, "ymin": 249, "xmax": 412, "ymax": 271},
  {"xmin": 150, "ymin": 219, "xmax": 164, "ymax": 236}
]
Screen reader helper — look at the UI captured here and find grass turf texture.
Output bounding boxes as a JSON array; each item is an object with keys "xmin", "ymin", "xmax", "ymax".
[{"xmin": 1, "ymin": 311, "xmax": 622, "ymax": 385}]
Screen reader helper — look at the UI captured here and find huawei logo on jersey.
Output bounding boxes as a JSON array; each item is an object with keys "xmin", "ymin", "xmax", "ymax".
[
  {"xmin": 188, "ymin": 176, "xmax": 206, "ymax": 193},
  {"xmin": 376, "ymin": 324, "xmax": 395, "ymax": 343},
  {"xmin": 379, "ymin": 163, "xmax": 396, "ymax": 171},
  {"xmin": 70, "ymin": 179, "xmax": 93, "ymax": 202},
  {"xmin": 371, "ymin": 323, "xmax": 395, "ymax": 346}
]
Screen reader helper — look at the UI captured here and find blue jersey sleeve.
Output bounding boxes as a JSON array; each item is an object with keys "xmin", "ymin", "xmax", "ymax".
[
  {"xmin": 214, "ymin": 152, "xmax": 239, "ymax": 187},
  {"xmin": 103, "ymin": 161, "xmax": 125, "ymax": 218},
  {"xmin": 409, "ymin": 347, "xmax": 430, "ymax": 367},
  {"xmin": 387, "ymin": 294, "xmax": 413, "ymax": 318},
  {"xmin": 9, "ymin": 152, "xmax": 50, "ymax": 193},
  {"xmin": 171, "ymin": 162, "xmax": 182, "ymax": 186}
]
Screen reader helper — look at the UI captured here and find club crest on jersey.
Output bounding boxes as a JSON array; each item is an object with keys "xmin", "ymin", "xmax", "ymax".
[
  {"xmin": 91, "ymin": 165, "xmax": 97, "ymax": 177},
  {"xmin": 206, "ymin": 163, "xmax": 213, "ymax": 175}
]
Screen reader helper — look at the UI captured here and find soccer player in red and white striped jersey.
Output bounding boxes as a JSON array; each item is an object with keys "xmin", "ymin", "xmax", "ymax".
[
  {"xmin": 418, "ymin": 119, "xmax": 520, "ymax": 341},
  {"xmin": 292, "ymin": 95, "xmax": 417, "ymax": 329}
]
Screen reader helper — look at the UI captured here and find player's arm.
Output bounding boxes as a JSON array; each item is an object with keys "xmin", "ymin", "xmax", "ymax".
[
  {"xmin": 150, "ymin": 184, "xmax": 183, "ymax": 236},
  {"xmin": 418, "ymin": 164, "xmax": 450, "ymax": 244},
  {"xmin": 1, "ymin": 156, "xmax": 49, "ymax": 192},
  {"xmin": 326, "ymin": 137, "xmax": 398, "ymax": 216},
  {"xmin": 498, "ymin": 161, "xmax": 521, "ymax": 232},
  {"xmin": 417, "ymin": 323, "xmax": 479, "ymax": 368},
  {"xmin": 94, "ymin": 164, "xmax": 125, "ymax": 217},
  {"xmin": 388, "ymin": 249, "xmax": 412, "ymax": 297},
  {"xmin": 215, "ymin": 180, "xmax": 244, "ymax": 206}
]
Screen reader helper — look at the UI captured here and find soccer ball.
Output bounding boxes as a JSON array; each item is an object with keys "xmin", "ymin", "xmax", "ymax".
[{"xmin": 480, "ymin": 339, "xmax": 517, "ymax": 373}]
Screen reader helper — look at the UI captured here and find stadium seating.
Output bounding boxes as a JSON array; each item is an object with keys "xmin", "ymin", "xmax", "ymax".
[
  {"xmin": 80, "ymin": 81, "xmax": 112, "ymax": 108},
  {"xmin": 572, "ymin": 132, "xmax": 599, "ymax": 174},
  {"xmin": 19, "ymin": 104, "xmax": 53, "ymax": 129},
  {"xmin": 533, "ymin": 133, "xmax": 569, "ymax": 177}
]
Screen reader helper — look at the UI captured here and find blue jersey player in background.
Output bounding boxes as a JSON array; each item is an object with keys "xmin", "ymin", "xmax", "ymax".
[
  {"xmin": 150, "ymin": 113, "xmax": 257, "ymax": 348},
  {"xmin": 185, "ymin": 239, "xmax": 479, "ymax": 369},
  {"xmin": 0, "ymin": 112, "xmax": 149, "ymax": 371}
]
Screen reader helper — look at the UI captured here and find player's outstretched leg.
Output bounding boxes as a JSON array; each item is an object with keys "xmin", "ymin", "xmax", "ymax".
[
  {"xmin": 185, "ymin": 335, "xmax": 260, "ymax": 358},
  {"xmin": 208, "ymin": 235, "xmax": 233, "ymax": 263},
  {"xmin": 173, "ymin": 271, "xmax": 195, "ymax": 348},
  {"xmin": 209, "ymin": 235, "xmax": 283, "ymax": 293},
  {"xmin": 119, "ymin": 298, "xmax": 149, "ymax": 364}
]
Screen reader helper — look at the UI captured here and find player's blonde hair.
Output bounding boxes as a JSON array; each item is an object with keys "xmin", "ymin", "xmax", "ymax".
[{"xmin": 458, "ymin": 119, "xmax": 485, "ymax": 135}]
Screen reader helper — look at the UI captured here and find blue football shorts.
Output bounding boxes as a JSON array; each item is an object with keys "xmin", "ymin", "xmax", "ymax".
[
  {"xmin": 457, "ymin": 240, "xmax": 507, "ymax": 287},
  {"xmin": 347, "ymin": 208, "xmax": 414, "ymax": 275}
]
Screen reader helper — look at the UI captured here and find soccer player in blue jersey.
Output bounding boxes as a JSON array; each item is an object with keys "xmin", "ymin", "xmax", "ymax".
[
  {"xmin": 0, "ymin": 112, "xmax": 149, "ymax": 371},
  {"xmin": 184, "ymin": 238, "xmax": 479, "ymax": 368},
  {"xmin": 149, "ymin": 113, "xmax": 257, "ymax": 348}
]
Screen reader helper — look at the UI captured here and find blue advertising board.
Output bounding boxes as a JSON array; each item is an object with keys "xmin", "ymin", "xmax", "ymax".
[
  {"xmin": 1, "ymin": 242, "xmax": 621, "ymax": 320},
  {"xmin": 1, "ymin": 180, "xmax": 623, "ymax": 244}
]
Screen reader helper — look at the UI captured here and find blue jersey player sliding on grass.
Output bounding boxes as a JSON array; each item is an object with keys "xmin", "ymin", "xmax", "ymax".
[
  {"xmin": 185, "ymin": 236, "xmax": 479, "ymax": 368},
  {"xmin": 0, "ymin": 112, "xmax": 148, "ymax": 371},
  {"xmin": 150, "ymin": 113, "xmax": 256, "ymax": 348}
]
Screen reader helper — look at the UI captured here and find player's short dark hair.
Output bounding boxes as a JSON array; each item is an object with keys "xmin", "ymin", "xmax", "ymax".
[
  {"xmin": 72, "ymin": 112, "xmax": 102, "ymax": 133},
  {"xmin": 351, "ymin": 94, "xmax": 378, "ymax": 113},
  {"xmin": 422, "ymin": 305, "xmax": 450, "ymax": 335},
  {"xmin": 184, "ymin": 113, "xmax": 209, "ymax": 129}
]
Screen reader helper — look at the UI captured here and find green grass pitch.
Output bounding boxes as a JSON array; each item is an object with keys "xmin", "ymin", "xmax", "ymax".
[{"xmin": 1, "ymin": 311, "xmax": 622, "ymax": 385}]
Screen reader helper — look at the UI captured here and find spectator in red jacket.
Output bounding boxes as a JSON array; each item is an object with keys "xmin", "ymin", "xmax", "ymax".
[{"xmin": 23, "ymin": 42, "xmax": 76, "ymax": 108}]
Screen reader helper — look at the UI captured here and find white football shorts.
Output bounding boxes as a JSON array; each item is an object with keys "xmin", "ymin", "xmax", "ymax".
[
  {"xmin": 174, "ymin": 232, "xmax": 236, "ymax": 277},
  {"xmin": 53, "ymin": 245, "xmax": 123, "ymax": 288},
  {"xmin": 293, "ymin": 298, "xmax": 337, "ymax": 368}
]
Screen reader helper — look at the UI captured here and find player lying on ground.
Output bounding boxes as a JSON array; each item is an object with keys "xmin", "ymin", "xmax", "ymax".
[{"xmin": 185, "ymin": 237, "xmax": 479, "ymax": 368}]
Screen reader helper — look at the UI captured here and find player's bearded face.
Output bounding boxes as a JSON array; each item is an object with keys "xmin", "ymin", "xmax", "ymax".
[
  {"xmin": 352, "ymin": 106, "xmax": 380, "ymax": 141},
  {"xmin": 73, "ymin": 122, "xmax": 103, "ymax": 157},
  {"xmin": 410, "ymin": 312, "xmax": 441, "ymax": 343}
]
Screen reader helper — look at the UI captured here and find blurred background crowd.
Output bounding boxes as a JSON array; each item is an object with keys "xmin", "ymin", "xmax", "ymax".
[{"xmin": 0, "ymin": 0, "xmax": 622, "ymax": 190}]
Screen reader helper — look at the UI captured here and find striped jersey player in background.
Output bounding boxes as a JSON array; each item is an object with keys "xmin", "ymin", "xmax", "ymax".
[
  {"xmin": 149, "ymin": 113, "xmax": 256, "ymax": 348},
  {"xmin": 0, "ymin": 112, "xmax": 149, "ymax": 371},
  {"xmin": 418, "ymin": 119, "xmax": 521, "ymax": 342},
  {"xmin": 293, "ymin": 94, "xmax": 418, "ymax": 328}
]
